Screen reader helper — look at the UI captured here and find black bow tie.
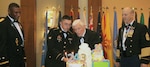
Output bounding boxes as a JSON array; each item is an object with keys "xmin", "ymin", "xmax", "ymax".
[
  {"xmin": 14, "ymin": 20, "xmax": 19, "ymax": 23},
  {"xmin": 62, "ymin": 31, "xmax": 67, "ymax": 34},
  {"xmin": 125, "ymin": 24, "xmax": 131, "ymax": 29},
  {"xmin": 79, "ymin": 36, "xmax": 84, "ymax": 39}
]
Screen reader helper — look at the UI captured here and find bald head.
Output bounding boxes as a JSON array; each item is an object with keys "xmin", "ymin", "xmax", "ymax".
[
  {"xmin": 122, "ymin": 7, "xmax": 135, "ymax": 24},
  {"xmin": 123, "ymin": 7, "xmax": 134, "ymax": 14}
]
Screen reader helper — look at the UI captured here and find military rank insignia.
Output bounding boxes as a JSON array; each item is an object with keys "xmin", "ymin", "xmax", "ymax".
[{"xmin": 145, "ymin": 32, "xmax": 150, "ymax": 41}]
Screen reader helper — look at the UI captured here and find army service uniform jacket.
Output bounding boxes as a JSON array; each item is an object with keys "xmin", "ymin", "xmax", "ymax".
[
  {"xmin": 0, "ymin": 16, "xmax": 25, "ymax": 66},
  {"xmin": 45, "ymin": 28, "xmax": 75, "ymax": 67},
  {"xmin": 73, "ymin": 29, "xmax": 101, "ymax": 53},
  {"xmin": 116, "ymin": 21, "xmax": 150, "ymax": 64}
]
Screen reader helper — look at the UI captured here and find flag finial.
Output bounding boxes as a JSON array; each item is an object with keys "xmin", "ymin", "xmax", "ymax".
[
  {"xmin": 84, "ymin": 7, "xmax": 86, "ymax": 11},
  {"xmin": 58, "ymin": 5, "xmax": 61, "ymax": 11},
  {"xmin": 106, "ymin": 6, "xmax": 109, "ymax": 9},
  {"xmin": 99, "ymin": 6, "xmax": 102, "ymax": 12},
  {"xmin": 113, "ymin": 6, "xmax": 116, "ymax": 11}
]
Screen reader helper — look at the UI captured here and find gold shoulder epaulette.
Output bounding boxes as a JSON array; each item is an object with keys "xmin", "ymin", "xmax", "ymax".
[
  {"xmin": 53, "ymin": 28, "xmax": 59, "ymax": 31},
  {"xmin": 0, "ymin": 18, "xmax": 4, "ymax": 22}
]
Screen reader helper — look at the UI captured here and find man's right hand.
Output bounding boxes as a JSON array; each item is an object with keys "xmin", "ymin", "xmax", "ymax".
[{"xmin": 63, "ymin": 57, "xmax": 69, "ymax": 62}]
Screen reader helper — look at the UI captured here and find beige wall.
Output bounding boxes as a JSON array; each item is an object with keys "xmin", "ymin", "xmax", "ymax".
[
  {"xmin": 36, "ymin": 0, "xmax": 64, "ymax": 67},
  {"xmin": 0, "ymin": 0, "xmax": 20, "ymax": 17}
]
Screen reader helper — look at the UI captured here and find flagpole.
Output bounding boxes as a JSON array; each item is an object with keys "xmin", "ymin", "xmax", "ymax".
[
  {"xmin": 41, "ymin": 10, "xmax": 48, "ymax": 67},
  {"xmin": 113, "ymin": 9, "xmax": 118, "ymax": 67}
]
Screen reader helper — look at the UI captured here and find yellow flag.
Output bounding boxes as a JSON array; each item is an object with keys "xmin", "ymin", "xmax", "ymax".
[{"xmin": 101, "ymin": 11, "xmax": 113, "ymax": 67}]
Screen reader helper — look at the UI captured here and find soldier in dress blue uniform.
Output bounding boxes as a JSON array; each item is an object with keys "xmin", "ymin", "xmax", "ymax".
[
  {"xmin": 0, "ymin": 3, "xmax": 26, "ymax": 67},
  {"xmin": 45, "ymin": 15, "xmax": 75, "ymax": 67},
  {"xmin": 116, "ymin": 7, "xmax": 150, "ymax": 67}
]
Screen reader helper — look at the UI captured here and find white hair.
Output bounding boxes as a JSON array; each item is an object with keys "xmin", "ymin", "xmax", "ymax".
[{"xmin": 72, "ymin": 19, "xmax": 86, "ymax": 27}]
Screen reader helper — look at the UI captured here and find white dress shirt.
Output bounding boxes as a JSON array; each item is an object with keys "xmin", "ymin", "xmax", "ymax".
[
  {"xmin": 8, "ymin": 15, "xmax": 24, "ymax": 46},
  {"xmin": 122, "ymin": 21, "xmax": 134, "ymax": 51}
]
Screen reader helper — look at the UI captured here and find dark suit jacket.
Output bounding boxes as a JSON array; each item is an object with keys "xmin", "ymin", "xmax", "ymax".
[
  {"xmin": 117, "ymin": 21, "xmax": 150, "ymax": 64},
  {"xmin": 0, "ymin": 16, "xmax": 25, "ymax": 66},
  {"xmin": 45, "ymin": 28, "xmax": 75, "ymax": 67},
  {"xmin": 73, "ymin": 29, "xmax": 101, "ymax": 53}
]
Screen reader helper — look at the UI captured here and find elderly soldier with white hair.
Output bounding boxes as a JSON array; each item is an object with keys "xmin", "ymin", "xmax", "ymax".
[{"xmin": 72, "ymin": 19, "xmax": 101, "ymax": 53}]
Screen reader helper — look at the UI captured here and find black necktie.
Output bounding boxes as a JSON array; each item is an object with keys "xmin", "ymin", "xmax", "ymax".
[
  {"xmin": 79, "ymin": 37, "xmax": 84, "ymax": 39},
  {"xmin": 62, "ymin": 31, "xmax": 67, "ymax": 33}
]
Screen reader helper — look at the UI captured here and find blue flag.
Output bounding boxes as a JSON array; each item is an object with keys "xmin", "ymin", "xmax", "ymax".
[
  {"xmin": 113, "ymin": 10, "xmax": 118, "ymax": 64},
  {"xmin": 41, "ymin": 11, "xmax": 48, "ymax": 66},
  {"xmin": 77, "ymin": 8, "xmax": 80, "ymax": 19}
]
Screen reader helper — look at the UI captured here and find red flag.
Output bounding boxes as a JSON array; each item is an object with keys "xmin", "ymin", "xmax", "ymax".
[
  {"xmin": 70, "ymin": 8, "xmax": 74, "ymax": 21},
  {"xmin": 89, "ymin": 6, "xmax": 94, "ymax": 30},
  {"xmin": 77, "ymin": 8, "xmax": 80, "ymax": 19}
]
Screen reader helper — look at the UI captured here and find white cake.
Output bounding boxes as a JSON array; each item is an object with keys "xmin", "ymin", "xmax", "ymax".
[
  {"xmin": 68, "ymin": 63, "xmax": 83, "ymax": 67},
  {"xmin": 92, "ymin": 43, "xmax": 104, "ymax": 61},
  {"xmin": 66, "ymin": 43, "xmax": 106, "ymax": 67},
  {"xmin": 66, "ymin": 61, "xmax": 83, "ymax": 67}
]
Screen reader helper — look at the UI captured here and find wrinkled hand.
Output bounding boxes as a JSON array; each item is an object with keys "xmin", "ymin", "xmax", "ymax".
[
  {"xmin": 63, "ymin": 57, "xmax": 69, "ymax": 62},
  {"xmin": 141, "ymin": 64, "xmax": 148, "ymax": 67}
]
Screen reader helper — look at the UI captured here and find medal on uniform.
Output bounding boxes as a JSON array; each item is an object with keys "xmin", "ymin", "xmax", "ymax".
[
  {"xmin": 127, "ymin": 26, "xmax": 135, "ymax": 37},
  {"xmin": 19, "ymin": 23, "xmax": 22, "ymax": 29},
  {"xmin": 15, "ymin": 38, "xmax": 19, "ymax": 46},
  {"xmin": 130, "ymin": 26, "xmax": 135, "ymax": 30},
  {"xmin": 57, "ymin": 35, "xmax": 62, "ymax": 42},
  {"xmin": 127, "ymin": 30, "xmax": 134, "ymax": 37},
  {"xmin": 68, "ymin": 38, "xmax": 72, "ymax": 44},
  {"xmin": 60, "ymin": 30, "xmax": 62, "ymax": 33},
  {"xmin": 11, "ymin": 23, "xmax": 14, "ymax": 27}
]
